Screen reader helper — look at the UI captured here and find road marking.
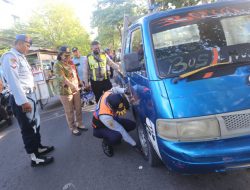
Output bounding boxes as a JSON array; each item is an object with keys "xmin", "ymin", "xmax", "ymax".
[
  {"xmin": 62, "ymin": 183, "xmax": 76, "ymax": 190},
  {"xmin": 41, "ymin": 113, "xmax": 65, "ymax": 123},
  {"xmin": 0, "ymin": 128, "xmax": 18, "ymax": 140},
  {"xmin": 40, "ymin": 107, "xmax": 64, "ymax": 115},
  {"xmin": 40, "ymin": 105, "xmax": 95, "ymax": 123}
]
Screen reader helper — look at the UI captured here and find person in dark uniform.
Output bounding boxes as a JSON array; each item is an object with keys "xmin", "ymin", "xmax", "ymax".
[
  {"xmin": 0, "ymin": 34, "xmax": 54, "ymax": 167},
  {"xmin": 83, "ymin": 41, "xmax": 120, "ymax": 103},
  {"xmin": 92, "ymin": 87, "xmax": 141, "ymax": 157}
]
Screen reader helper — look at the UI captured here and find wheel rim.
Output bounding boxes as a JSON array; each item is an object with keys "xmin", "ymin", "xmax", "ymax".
[{"xmin": 138, "ymin": 123, "xmax": 149, "ymax": 157}]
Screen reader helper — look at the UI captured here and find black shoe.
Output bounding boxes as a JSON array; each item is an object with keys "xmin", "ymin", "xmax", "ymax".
[
  {"xmin": 77, "ymin": 127, "xmax": 88, "ymax": 132},
  {"xmin": 31, "ymin": 154, "xmax": 54, "ymax": 167},
  {"xmin": 38, "ymin": 145, "xmax": 54, "ymax": 155},
  {"xmin": 102, "ymin": 140, "xmax": 114, "ymax": 157}
]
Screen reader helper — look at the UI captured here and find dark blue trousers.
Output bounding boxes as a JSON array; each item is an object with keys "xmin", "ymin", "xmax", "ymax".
[
  {"xmin": 93, "ymin": 117, "xmax": 136, "ymax": 145},
  {"xmin": 10, "ymin": 95, "xmax": 41, "ymax": 154}
]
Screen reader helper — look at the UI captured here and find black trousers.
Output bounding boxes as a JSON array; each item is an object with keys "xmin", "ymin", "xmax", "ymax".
[
  {"xmin": 10, "ymin": 95, "xmax": 41, "ymax": 154},
  {"xmin": 90, "ymin": 79, "xmax": 112, "ymax": 103},
  {"xmin": 93, "ymin": 117, "xmax": 136, "ymax": 145},
  {"xmin": 110, "ymin": 67, "xmax": 114, "ymax": 79}
]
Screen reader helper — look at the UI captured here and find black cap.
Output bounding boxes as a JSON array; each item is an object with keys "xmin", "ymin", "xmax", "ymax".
[
  {"xmin": 59, "ymin": 46, "xmax": 71, "ymax": 55},
  {"xmin": 72, "ymin": 47, "xmax": 78, "ymax": 52},
  {"xmin": 106, "ymin": 93, "xmax": 129, "ymax": 115}
]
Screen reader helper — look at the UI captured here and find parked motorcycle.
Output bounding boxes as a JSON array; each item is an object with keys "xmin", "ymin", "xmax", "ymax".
[
  {"xmin": 0, "ymin": 88, "xmax": 13, "ymax": 126},
  {"xmin": 80, "ymin": 88, "xmax": 95, "ymax": 107}
]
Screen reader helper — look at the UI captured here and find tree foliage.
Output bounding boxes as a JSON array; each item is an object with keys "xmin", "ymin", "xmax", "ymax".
[
  {"xmin": 153, "ymin": 0, "xmax": 216, "ymax": 10},
  {"xmin": 0, "ymin": 2, "xmax": 91, "ymax": 55},
  {"xmin": 28, "ymin": 3, "xmax": 90, "ymax": 54},
  {"xmin": 91, "ymin": 0, "xmax": 146, "ymax": 49},
  {"xmin": 0, "ymin": 23, "xmax": 28, "ymax": 56},
  {"xmin": 91, "ymin": 0, "xmax": 217, "ymax": 49},
  {"xmin": 155, "ymin": 0, "xmax": 199, "ymax": 9}
]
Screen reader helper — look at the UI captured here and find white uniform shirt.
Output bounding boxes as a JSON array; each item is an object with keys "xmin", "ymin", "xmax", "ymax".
[
  {"xmin": 0, "ymin": 48, "xmax": 34, "ymax": 105},
  {"xmin": 72, "ymin": 55, "xmax": 88, "ymax": 82}
]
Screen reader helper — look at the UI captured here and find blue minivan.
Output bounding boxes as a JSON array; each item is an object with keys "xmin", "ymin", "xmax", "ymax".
[{"xmin": 122, "ymin": 0, "xmax": 250, "ymax": 174}]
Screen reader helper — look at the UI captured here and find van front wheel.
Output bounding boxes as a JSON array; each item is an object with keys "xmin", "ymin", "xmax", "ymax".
[{"xmin": 137, "ymin": 118, "xmax": 162, "ymax": 167}]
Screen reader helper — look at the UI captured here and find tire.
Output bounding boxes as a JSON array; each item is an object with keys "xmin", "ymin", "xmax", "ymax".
[{"xmin": 136, "ymin": 117, "xmax": 162, "ymax": 167}]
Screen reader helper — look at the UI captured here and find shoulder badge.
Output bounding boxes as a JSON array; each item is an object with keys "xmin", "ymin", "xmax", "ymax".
[
  {"xmin": 10, "ymin": 58, "xmax": 17, "ymax": 69},
  {"xmin": 118, "ymin": 103, "xmax": 124, "ymax": 109}
]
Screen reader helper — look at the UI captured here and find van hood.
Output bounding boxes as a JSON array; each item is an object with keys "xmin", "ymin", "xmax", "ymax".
[{"xmin": 163, "ymin": 66, "xmax": 250, "ymax": 118}]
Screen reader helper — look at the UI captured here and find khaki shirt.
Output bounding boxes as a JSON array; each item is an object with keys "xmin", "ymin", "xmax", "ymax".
[
  {"xmin": 0, "ymin": 79, "xmax": 3, "ymax": 93},
  {"xmin": 54, "ymin": 60, "xmax": 79, "ymax": 96}
]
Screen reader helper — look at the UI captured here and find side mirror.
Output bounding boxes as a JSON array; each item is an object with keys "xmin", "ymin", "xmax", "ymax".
[{"xmin": 124, "ymin": 53, "xmax": 141, "ymax": 72}]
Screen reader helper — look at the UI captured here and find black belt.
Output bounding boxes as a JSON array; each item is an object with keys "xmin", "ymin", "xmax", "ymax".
[{"xmin": 25, "ymin": 88, "xmax": 35, "ymax": 94}]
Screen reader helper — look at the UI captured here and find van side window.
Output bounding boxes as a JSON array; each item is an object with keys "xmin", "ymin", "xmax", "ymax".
[
  {"xmin": 130, "ymin": 28, "xmax": 146, "ymax": 76},
  {"xmin": 124, "ymin": 34, "xmax": 130, "ymax": 55}
]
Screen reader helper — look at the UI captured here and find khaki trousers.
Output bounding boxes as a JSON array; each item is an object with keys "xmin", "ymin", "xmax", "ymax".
[{"xmin": 60, "ymin": 91, "xmax": 83, "ymax": 130}]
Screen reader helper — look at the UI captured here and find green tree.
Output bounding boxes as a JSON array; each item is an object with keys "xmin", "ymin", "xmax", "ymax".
[
  {"xmin": 0, "ymin": 2, "xmax": 91, "ymax": 55},
  {"xmin": 153, "ymin": 0, "xmax": 216, "ymax": 10},
  {"xmin": 0, "ymin": 23, "xmax": 28, "ymax": 56},
  {"xmin": 91, "ymin": 0, "xmax": 146, "ymax": 49},
  {"xmin": 0, "ymin": 47, "xmax": 9, "ymax": 56},
  {"xmin": 27, "ymin": 3, "xmax": 90, "ymax": 54}
]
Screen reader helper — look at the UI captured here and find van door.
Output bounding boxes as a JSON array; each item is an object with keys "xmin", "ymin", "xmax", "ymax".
[
  {"xmin": 127, "ymin": 27, "xmax": 156, "ymax": 135},
  {"xmin": 125, "ymin": 27, "xmax": 162, "ymax": 163},
  {"xmin": 126, "ymin": 27, "xmax": 151, "ymax": 121}
]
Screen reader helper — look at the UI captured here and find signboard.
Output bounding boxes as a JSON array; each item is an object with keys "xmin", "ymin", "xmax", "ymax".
[{"xmin": 33, "ymin": 71, "xmax": 44, "ymax": 82}]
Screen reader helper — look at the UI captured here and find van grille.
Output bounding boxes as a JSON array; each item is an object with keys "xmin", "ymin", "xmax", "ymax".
[{"xmin": 222, "ymin": 113, "xmax": 250, "ymax": 131}]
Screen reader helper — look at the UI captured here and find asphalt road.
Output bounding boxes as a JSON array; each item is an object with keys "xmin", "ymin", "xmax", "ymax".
[{"xmin": 1, "ymin": 97, "xmax": 250, "ymax": 190}]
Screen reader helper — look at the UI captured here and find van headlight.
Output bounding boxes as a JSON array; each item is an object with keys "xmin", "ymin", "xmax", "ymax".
[{"xmin": 156, "ymin": 118, "xmax": 220, "ymax": 141}]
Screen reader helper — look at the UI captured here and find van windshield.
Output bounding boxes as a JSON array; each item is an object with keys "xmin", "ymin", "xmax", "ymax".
[{"xmin": 151, "ymin": 3, "xmax": 250, "ymax": 78}]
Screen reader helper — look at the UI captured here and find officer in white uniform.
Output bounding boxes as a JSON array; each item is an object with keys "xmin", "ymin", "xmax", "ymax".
[{"xmin": 0, "ymin": 34, "xmax": 54, "ymax": 167}]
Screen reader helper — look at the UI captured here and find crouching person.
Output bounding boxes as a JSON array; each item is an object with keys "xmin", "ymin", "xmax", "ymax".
[{"xmin": 92, "ymin": 87, "xmax": 141, "ymax": 157}]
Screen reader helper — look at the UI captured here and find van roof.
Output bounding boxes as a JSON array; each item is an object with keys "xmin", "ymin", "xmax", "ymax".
[{"xmin": 130, "ymin": 0, "xmax": 250, "ymax": 28}]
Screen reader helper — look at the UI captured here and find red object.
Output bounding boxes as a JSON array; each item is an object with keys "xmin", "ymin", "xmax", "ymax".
[
  {"xmin": 203, "ymin": 72, "xmax": 214, "ymax": 79},
  {"xmin": 211, "ymin": 48, "xmax": 219, "ymax": 65}
]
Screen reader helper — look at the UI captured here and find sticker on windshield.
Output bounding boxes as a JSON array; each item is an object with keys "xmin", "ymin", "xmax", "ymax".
[
  {"xmin": 164, "ymin": 49, "xmax": 215, "ymax": 76},
  {"xmin": 151, "ymin": 6, "xmax": 250, "ymax": 31}
]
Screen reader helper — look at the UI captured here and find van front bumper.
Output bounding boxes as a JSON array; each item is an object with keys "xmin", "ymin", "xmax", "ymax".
[{"xmin": 158, "ymin": 135, "xmax": 250, "ymax": 174}]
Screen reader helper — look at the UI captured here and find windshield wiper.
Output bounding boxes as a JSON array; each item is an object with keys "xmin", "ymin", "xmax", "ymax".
[{"xmin": 172, "ymin": 61, "xmax": 231, "ymax": 84}]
